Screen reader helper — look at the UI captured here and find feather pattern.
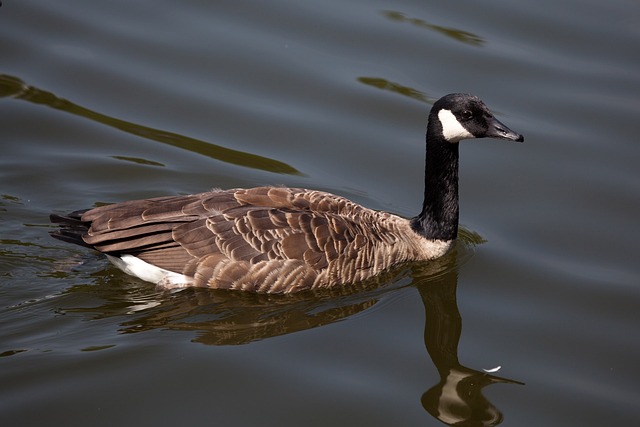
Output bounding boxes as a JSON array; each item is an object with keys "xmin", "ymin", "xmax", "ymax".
[{"xmin": 70, "ymin": 187, "xmax": 451, "ymax": 293}]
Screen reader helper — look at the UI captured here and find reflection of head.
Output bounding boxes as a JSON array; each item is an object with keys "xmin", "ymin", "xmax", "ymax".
[
  {"xmin": 417, "ymin": 259, "xmax": 523, "ymax": 426},
  {"xmin": 422, "ymin": 367, "xmax": 506, "ymax": 426}
]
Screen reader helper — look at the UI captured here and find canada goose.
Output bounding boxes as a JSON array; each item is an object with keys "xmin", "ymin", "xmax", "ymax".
[{"xmin": 51, "ymin": 93, "xmax": 523, "ymax": 294}]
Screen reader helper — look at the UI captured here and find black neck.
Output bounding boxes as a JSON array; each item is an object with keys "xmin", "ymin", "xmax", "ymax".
[{"xmin": 411, "ymin": 122, "xmax": 460, "ymax": 241}]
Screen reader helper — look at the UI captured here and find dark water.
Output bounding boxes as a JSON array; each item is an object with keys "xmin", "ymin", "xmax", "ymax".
[{"xmin": 2, "ymin": 0, "xmax": 639, "ymax": 425}]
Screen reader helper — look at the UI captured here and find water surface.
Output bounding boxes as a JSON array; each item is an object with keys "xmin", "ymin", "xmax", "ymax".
[{"xmin": 1, "ymin": 0, "xmax": 639, "ymax": 425}]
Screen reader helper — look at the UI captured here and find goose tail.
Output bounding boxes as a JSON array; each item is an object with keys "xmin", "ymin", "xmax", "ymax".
[{"xmin": 49, "ymin": 210, "xmax": 93, "ymax": 249}]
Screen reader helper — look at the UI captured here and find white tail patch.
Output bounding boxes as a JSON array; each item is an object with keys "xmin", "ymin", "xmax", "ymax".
[
  {"xmin": 438, "ymin": 109, "xmax": 475, "ymax": 142},
  {"xmin": 106, "ymin": 254, "xmax": 190, "ymax": 288}
]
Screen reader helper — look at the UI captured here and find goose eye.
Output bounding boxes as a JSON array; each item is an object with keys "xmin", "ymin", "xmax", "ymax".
[{"xmin": 460, "ymin": 110, "xmax": 473, "ymax": 120}]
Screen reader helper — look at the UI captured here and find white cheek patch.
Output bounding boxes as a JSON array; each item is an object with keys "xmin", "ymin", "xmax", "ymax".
[{"xmin": 438, "ymin": 109, "xmax": 475, "ymax": 142}]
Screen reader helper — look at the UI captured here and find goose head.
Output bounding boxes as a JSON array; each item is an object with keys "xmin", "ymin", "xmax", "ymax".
[
  {"xmin": 431, "ymin": 93, "xmax": 524, "ymax": 144},
  {"xmin": 413, "ymin": 93, "xmax": 524, "ymax": 242}
]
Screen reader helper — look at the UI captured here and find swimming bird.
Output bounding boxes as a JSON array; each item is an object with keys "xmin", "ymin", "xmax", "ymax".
[{"xmin": 50, "ymin": 93, "xmax": 523, "ymax": 294}]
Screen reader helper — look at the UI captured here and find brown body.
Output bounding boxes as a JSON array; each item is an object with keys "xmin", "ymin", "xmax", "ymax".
[{"xmin": 71, "ymin": 186, "xmax": 451, "ymax": 293}]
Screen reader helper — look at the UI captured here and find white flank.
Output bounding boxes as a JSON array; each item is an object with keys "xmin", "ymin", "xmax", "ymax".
[
  {"xmin": 106, "ymin": 254, "xmax": 190, "ymax": 288},
  {"xmin": 438, "ymin": 109, "xmax": 475, "ymax": 142},
  {"xmin": 483, "ymin": 366, "xmax": 502, "ymax": 373}
]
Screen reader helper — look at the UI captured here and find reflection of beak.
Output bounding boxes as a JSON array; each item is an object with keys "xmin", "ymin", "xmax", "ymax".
[
  {"xmin": 486, "ymin": 116, "xmax": 525, "ymax": 142},
  {"xmin": 422, "ymin": 366, "xmax": 524, "ymax": 426}
]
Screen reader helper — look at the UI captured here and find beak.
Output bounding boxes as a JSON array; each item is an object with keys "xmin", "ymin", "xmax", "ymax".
[{"xmin": 486, "ymin": 116, "xmax": 524, "ymax": 142}]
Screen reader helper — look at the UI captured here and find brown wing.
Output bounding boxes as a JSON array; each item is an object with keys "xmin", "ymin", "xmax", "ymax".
[{"xmin": 79, "ymin": 187, "xmax": 384, "ymax": 291}]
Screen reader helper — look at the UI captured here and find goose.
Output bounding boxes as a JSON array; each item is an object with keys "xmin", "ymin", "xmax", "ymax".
[{"xmin": 50, "ymin": 93, "xmax": 523, "ymax": 294}]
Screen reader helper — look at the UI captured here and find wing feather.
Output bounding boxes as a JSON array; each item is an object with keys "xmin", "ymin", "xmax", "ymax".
[{"xmin": 69, "ymin": 186, "xmax": 403, "ymax": 292}]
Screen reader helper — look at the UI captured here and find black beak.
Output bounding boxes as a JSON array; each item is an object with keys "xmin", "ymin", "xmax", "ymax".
[{"xmin": 486, "ymin": 116, "xmax": 524, "ymax": 142}]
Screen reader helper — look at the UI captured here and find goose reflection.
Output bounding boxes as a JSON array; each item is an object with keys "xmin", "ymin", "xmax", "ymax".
[
  {"xmin": 417, "ymin": 268, "xmax": 523, "ymax": 426},
  {"xmin": 60, "ymin": 237, "xmax": 521, "ymax": 426},
  {"xmin": 67, "ymin": 263, "xmax": 413, "ymax": 345}
]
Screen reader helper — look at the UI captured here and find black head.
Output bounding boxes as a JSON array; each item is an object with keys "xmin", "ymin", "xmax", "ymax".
[{"xmin": 430, "ymin": 93, "xmax": 524, "ymax": 143}]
